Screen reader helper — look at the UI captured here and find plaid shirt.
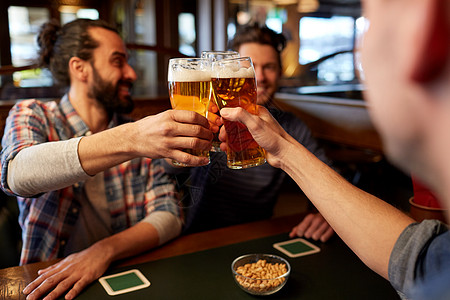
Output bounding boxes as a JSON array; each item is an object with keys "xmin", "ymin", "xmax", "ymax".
[{"xmin": 0, "ymin": 95, "xmax": 180, "ymax": 265}]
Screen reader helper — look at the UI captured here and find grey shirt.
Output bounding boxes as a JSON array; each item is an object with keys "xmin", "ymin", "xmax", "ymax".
[{"xmin": 388, "ymin": 220, "xmax": 449, "ymax": 299}]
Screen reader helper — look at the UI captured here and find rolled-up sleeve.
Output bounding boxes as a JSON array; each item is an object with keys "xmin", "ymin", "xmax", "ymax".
[
  {"xmin": 1, "ymin": 101, "xmax": 90, "ymax": 196},
  {"xmin": 388, "ymin": 220, "xmax": 449, "ymax": 298},
  {"xmin": 1, "ymin": 101, "xmax": 46, "ymax": 194}
]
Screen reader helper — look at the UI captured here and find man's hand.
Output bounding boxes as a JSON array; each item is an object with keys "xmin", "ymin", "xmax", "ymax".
[
  {"xmin": 207, "ymin": 99, "xmax": 222, "ymax": 128},
  {"xmin": 79, "ymin": 109, "xmax": 216, "ymax": 175},
  {"xmin": 219, "ymin": 107, "xmax": 335, "ymax": 242},
  {"xmin": 134, "ymin": 109, "xmax": 216, "ymax": 163},
  {"xmin": 219, "ymin": 106, "xmax": 296, "ymax": 169},
  {"xmin": 289, "ymin": 213, "xmax": 335, "ymax": 242},
  {"xmin": 23, "ymin": 244, "xmax": 112, "ymax": 300}
]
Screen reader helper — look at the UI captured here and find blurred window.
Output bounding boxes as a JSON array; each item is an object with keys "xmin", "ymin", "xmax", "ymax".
[
  {"xmin": 178, "ymin": 13, "xmax": 196, "ymax": 56},
  {"xmin": 60, "ymin": 6, "xmax": 99, "ymax": 24},
  {"xmin": 7, "ymin": 6, "xmax": 99, "ymax": 88},
  {"xmin": 7, "ymin": 6, "xmax": 52, "ymax": 88},
  {"xmin": 266, "ymin": 8, "xmax": 286, "ymax": 34},
  {"xmin": 299, "ymin": 16, "xmax": 356, "ymax": 84},
  {"xmin": 8, "ymin": 6, "xmax": 49, "ymax": 67},
  {"xmin": 227, "ymin": 4, "xmax": 287, "ymax": 43}
]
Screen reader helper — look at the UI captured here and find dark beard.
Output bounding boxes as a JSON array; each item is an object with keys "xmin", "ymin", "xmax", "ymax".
[{"xmin": 88, "ymin": 65, "xmax": 135, "ymax": 115}]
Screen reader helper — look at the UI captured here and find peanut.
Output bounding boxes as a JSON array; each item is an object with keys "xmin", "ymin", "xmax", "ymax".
[{"xmin": 235, "ymin": 259, "xmax": 288, "ymax": 293}]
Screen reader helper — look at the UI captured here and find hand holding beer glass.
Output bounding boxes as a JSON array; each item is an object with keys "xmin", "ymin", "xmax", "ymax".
[
  {"xmin": 201, "ymin": 51, "xmax": 240, "ymax": 152},
  {"xmin": 168, "ymin": 58, "xmax": 211, "ymax": 166},
  {"xmin": 211, "ymin": 57, "xmax": 266, "ymax": 169}
]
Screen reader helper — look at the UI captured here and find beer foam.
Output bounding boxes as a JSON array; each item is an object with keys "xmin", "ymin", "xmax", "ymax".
[
  {"xmin": 168, "ymin": 68, "xmax": 211, "ymax": 82},
  {"xmin": 214, "ymin": 66, "xmax": 255, "ymax": 78}
]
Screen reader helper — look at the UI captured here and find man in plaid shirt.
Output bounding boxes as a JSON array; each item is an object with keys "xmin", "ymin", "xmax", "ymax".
[{"xmin": 0, "ymin": 19, "xmax": 213, "ymax": 300}]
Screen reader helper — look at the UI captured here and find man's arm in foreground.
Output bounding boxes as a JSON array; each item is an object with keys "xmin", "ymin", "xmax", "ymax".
[{"xmin": 220, "ymin": 106, "xmax": 415, "ymax": 279}]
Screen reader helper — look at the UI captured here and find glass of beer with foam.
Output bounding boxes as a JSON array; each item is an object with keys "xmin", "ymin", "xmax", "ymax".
[
  {"xmin": 211, "ymin": 57, "xmax": 266, "ymax": 169},
  {"xmin": 168, "ymin": 58, "xmax": 211, "ymax": 166},
  {"xmin": 201, "ymin": 51, "xmax": 240, "ymax": 152}
]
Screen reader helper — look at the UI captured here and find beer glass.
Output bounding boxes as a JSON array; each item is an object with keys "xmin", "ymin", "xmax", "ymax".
[
  {"xmin": 168, "ymin": 57, "xmax": 211, "ymax": 166},
  {"xmin": 211, "ymin": 57, "xmax": 266, "ymax": 169},
  {"xmin": 201, "ymin": 51, "xmax": 240, "ymax": 152}
]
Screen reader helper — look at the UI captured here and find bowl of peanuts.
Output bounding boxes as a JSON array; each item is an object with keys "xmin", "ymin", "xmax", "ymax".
[{"xmin": 231, "ymin": 253, "xmax": 290, "ymax": 295}]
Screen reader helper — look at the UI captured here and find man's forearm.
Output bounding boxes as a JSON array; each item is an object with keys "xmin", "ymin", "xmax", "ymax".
[
  {"xmin": 96, "ymin": 221, "xmax": 163, "ymax": 263},
  {"xmin": 7, "ymin": 122, "xmax": 141, "ymax": 196},
  {"xmin": 281, "ymin": 141, "xmax": 415, "ymax": 279},
  {"xmin": 7, "ymin": 138, "xmax": 90, "ymax": 196},
  {"xmin": 77, "ymin": 123, "xmax": 137, "ymax": 176}
]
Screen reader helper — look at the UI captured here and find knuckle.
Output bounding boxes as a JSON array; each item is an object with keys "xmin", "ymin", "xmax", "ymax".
[
  {"xmin": 189, "ymin": 138, "xmax": 198, "ymax": 149},
  {"xmin": 193, "ymin": 137, "xmax": 208, "ymax": 149},
  {"xmin": 159, "ymin": 138, "xmax": 170, "ymax": 149},
  {"xmin": 191, "ymin": 111, "xmax": 200, "ymax": 119},
  {"xmin": 166, "ymin": 109, "xmax": 176, "ymax": 118},
  {"xmin": 305, "ymin": 213, "xmax": 314, "ymax": 221},
  {"xmin": 192, "ymin": 125, "xmax": 202, "ymax": 136},
  {"xmin": 58, "ymin": 279, "xmax": 72, "ymax": 290},
  {"xmin": 178, "ymin": 152, "xmax": 190, "ymax": 163},
  {"xmin": 45, "ymin": 276, "xmax": 56, "ymax": 285},
  {"xmin": 159, "ymin": 123, "xmax": 174, "ymax": 136}
]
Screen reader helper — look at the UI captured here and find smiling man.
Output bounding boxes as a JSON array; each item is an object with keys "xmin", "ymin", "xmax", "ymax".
[
  {"xmin": 170, "ymin": 24, "xmax": 335, "ymax": 243},
  {"xmin": 231, "ymin": 25, "xmax": 335, "ymax": 242},
  {"xmin": 0, "ymin": 18, "xmax": 213, "ymax": 300},
  {"xmin": 219, "ymin": 0, "xmax": 450, "ymax": 299}
]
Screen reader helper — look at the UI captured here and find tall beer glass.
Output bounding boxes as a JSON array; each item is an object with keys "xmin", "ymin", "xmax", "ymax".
[
  {"xmin": 201, "ymin": 51, "xmax": 240, "ymax": 152},
  {"xmin": 168, "ymin": 58, "xmax": 211, "ymax": 167},
  {"xmin": 211, "ymin": 57, "xmax": 266, "ymax": 169}
]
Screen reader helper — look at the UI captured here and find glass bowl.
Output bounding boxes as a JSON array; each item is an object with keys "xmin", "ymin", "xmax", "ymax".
[{"xmin": 231, "ymin": 253, "xmax": 290, "ymax": 296}]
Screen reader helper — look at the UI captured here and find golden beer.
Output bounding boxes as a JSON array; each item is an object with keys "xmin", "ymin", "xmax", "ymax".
[
  {"xmin": 211, "ymin": 58, "xmax": 266, "ymax": 169},
  {"xmin": 201, "ymin": 51, "xmax": 240, "ymax": 152},
  {"xmin": 168, "ymin": 58, "xmax": 211, "ymax": 166},
  {"xmin": 168, "ymin": 81, "xmax": 210, "ymax": 115}
]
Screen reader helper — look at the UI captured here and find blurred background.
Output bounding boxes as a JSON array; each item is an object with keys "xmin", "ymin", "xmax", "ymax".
[
  {"xmin": 0, "ymin": 0, "xmax": 364, "ymax": 100},
  {"xmin": 0, "ymin": 0, "xmax": 418, "ymax": 269}
]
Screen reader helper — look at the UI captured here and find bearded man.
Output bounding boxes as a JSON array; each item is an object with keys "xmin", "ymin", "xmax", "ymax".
[{"xmin": 0, "ymin": 18, "xmax": 214, "ymax": 300}]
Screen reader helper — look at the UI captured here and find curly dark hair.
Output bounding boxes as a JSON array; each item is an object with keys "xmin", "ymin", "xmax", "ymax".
[
  {"xmin": 36, "ymin": 18, "xmax": 118, "ymax": 87},
  {"xmin": 229, "ymin": 23, "xmax": 287, "ymax": 67}
]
